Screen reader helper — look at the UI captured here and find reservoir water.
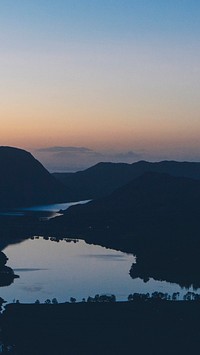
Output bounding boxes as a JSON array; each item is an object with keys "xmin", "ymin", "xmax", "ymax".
[
  {"xmin": 0, "ymin": 200, "xmax": 90, "ymax": 219},
  {"xmin": 0, "ymin": 202, "xmax": 197, "ymax": 303},
  {"xmin": 0, "ymin": 236, "xmax": 194, "ymax": 303}
]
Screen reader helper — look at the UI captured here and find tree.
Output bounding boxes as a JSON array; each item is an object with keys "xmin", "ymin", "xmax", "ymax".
[
  {"xmin": 87, "ymin": 296, "xmax": 93, "ymax": 303},
  {"xmin": 45, "ymin": 299, "xmax": 51, "ymax": 304},
  {"xmin": 70, "ymin": 297, "xmax": 76, "ymax": 303},
  {"xmin": 52, "ymin": 298, "xmax": 58, "ymax": 304},
  {"xmin": 128, "ymin": 294, "xmax": 133, "ymax": 302}
]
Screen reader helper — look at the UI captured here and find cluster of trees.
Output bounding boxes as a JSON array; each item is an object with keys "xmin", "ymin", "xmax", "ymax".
[
  {"xmin": 31, "ymin": 236, "xmax": 79, "ymax": 243},
  {"xmin": 12, "ymin": 291, "xmax": 200, "ymax": 305},
  {"xmin": 86, "ymin": 294, "xmax": 116, "ymax": 303},
  {"xmin": 33, "ymin": 294, "xmax": 116, "ymax": 304},
  {"xmin": 127, "ymin": 291, "xmax": 200, "ymax": 301},
  {"xmin": 183, "ymin": 291, "xmax": 200, "ymax": 301},
  {"xmin": 127, "ymin": 292, "xmax": 180, "ymax": 301},
  {"xmin": 34, "ymin": 298, "xmax": 59, "ymax": 304}
]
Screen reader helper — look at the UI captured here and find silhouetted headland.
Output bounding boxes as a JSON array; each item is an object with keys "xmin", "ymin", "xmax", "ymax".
[
  {"xmin": 0, "ymin": 146, "xmax": 70, "ymax": 208},
  {"xmin": 0, "ymin": 251, "xmax": 19, "ymax": 287}
]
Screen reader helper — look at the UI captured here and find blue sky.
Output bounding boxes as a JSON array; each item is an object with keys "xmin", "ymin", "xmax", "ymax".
[
  {"xmin": 1, "ymin": 1, "xmax": 199, "ymax": 42},
  {"xmin": 0, "ymin": 1, "xmax": 200, "ymax": 170}
]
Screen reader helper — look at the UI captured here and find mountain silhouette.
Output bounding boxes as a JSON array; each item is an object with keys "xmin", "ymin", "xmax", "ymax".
[
  {"xmin": 50, "ymin": 172, "xmax": 200, "ymax": 249},
  {"xmin": 49, "ymin": 172, "xmax": 200, "ymax": 287},
  {"xmin": 53, "ymin": 160, "xmax": 200, "ymax": 200},
  {"xmin": 0, "ymin": 146, "xmax": 69, "ymax": 208}
]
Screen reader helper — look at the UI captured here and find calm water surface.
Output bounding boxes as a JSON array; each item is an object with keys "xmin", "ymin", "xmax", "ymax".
[
  {"xmin": 0, "ymin": 237, "xmax": 192, "ymax": 303},
  {"xmin": 15, "ymin": 200, "xmax": 90, "ymax": 219}
]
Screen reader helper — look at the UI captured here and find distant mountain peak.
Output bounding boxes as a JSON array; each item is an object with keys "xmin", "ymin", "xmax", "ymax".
[{"xmin": 53, "ymin": 159, "xmax": 200, "ymax": 201}]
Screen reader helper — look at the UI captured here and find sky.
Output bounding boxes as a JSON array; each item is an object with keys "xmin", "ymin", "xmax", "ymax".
[{"xmin": 0, "ymin": 0, "xmax": 200, "ymax": 171}]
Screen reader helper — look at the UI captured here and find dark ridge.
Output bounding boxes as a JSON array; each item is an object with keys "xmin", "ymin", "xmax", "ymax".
[
  {"xmin": 53, "ymin": 161, "xmax": 134, "ymax": 200},
  {"xmin": 0, "ymin": 146, "xmax": 70, "ymax": 208},
  {"xmin": 49, "ymin": 171, "xmax": 200, "ymax": 265},
  {"xmin": 48, "ymin": 172, "xmax": 200, "ymax": 287},
  {"xmin": 53, "ymin": 160, "xmax": 200, "ymax": 200},
  {"xmin": 50, "ymin": 171, "xmax": 200, "ymax": 237}
]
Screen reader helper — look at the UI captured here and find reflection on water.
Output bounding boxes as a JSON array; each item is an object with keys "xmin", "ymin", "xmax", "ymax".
[
  {"xmin": 0, "ymin": 200, "xmax": 90, "ymax": 220},
  {"xmin": 21, "ymin": 201, "xmax": 90, "ymax": 212},
  {"xmin": 0, "ymin": 237, "xmax": 194, "ymax": 303}
]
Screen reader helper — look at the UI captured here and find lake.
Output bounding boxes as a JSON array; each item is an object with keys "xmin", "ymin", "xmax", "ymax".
[
  {"xmin": 0, "ymin": 202, "xmax": 197, "ymax": 303},
  {"xmin": 0, "ymin": 237, "xmax": 194, "ymax": 304},
  {"xmin": 0, "ymin": 200, "xmax": 90, "ymax": 220}
]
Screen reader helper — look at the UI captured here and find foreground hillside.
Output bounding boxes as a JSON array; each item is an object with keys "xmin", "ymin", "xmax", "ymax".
[
  {"xmin": 3, "ymin": 301, "xmax": 200, "ymax": 355},
  {"xmin": 0, "ymin": 146, "xmax": 70, "ymax": 208},
  {"xmin": 53, "ymin": 160, "xmax": 200, "ymax": 200}
]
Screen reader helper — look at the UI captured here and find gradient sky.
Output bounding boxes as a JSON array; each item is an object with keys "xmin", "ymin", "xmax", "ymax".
[{"xmin": 0, "ymin": 0, "xmax": 200, "ymax": 170}]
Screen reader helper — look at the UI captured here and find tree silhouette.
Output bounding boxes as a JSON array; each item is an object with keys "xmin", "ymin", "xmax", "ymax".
[{"xmin": 70, "ymin": 297, "xmax": 76, "ymax": 303}]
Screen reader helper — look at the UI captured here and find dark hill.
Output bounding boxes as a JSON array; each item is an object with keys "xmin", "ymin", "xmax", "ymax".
[
  {"xmin": 4, "ymin": 301, "xmax": 200, "ymax": 355},
  {"xmin": 50, "ymin": 172, "xmax": 200, "ymax": 248},
  {"xmin": 49, "ymin": 172, "xmax": 200, "ymax": 287},
  {"xmin": 0, "ymin": 146, "xmax": 69, "ymax": 208},
  {"xmin": 53, "ymin": 160, "xmax": 200, "ymax": 200}
]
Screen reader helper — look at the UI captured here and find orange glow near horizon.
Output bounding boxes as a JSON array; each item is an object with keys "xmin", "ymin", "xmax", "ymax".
[
  {"xmin": 1, "ymin": 99, "xmax": 200, "ymax": 155},
  {"xmin": 0, "ymin": 1, "xmax": 200, "ymax": 167}
]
